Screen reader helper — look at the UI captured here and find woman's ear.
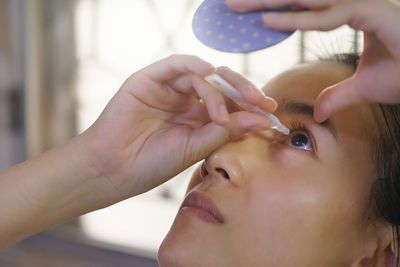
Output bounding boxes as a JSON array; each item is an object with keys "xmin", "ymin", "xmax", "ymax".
[{"xmin": 350, "ymin": 226, "xmax": 397, "ymax": 267}]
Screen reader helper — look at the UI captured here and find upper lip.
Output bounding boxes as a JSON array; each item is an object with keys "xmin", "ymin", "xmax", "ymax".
[{"xmin": 179, "ymin": 191, "xmax": 224, "ymax": 223}]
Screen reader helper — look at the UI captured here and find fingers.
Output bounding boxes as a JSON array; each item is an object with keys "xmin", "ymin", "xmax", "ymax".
[
  {"xmin": 261, "ymin": 0, "xmax": 400, "ymax": 36},
  {"xmin": 226, "ymin": 0, "xmax": 335, "ymax": 12},
  {"xmin": 140, "ymin": 54, "xmax": 215, "ymax": 82},
  {"xmin": 131, "ymin": 54, "xmax": 278, "ymax": 128},
  {"xmin": 225, "ymin": 0, "xmax": 274, "ymax": 12},
  {"xmin": 216, "ymin": 67, "xmax": 278, "ymax": 113},
  {"xmin": 165, "ymin": 74, "xmax": 230, "ymax": 125},
  {"xmin": 365, "ymin": 2, "xmax": 400, "ymax": 60},
  {"xmin": 167, "ymin": 66, "xmax": 278, "ymax": 127},
  {"xmin": 186, "ymin": 111, "xmax": 271, "ymax": 162},
  {"xmin": 262, "ymin": 5, "xmax": 349, "ymax": 31},
  {"xmin": 314, "ymin": 77, "xmax": 364, "ymax": 123},
  {"xmin": 192, "ymin": 76, "xmax": 231, "ymax": 125}
]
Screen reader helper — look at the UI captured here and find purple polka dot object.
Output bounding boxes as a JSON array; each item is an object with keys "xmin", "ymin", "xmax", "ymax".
[{"xmin": 192, "ymin": 0, "xmax": 295, "ymax": 53}]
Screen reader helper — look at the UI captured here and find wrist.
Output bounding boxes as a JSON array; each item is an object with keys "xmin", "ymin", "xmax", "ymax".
[
  {"xmin": 54, "ymin": 132, "xmax": 117, "ymax": 212},
  {"xmin": 25, "ymin": 132, "xmax": 117, "ymax": 221}
]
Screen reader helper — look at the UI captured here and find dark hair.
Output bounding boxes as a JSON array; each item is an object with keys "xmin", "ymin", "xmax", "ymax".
[{"xmin": 321, "ymin": 53, "xmax": 400, "ymax": 266}]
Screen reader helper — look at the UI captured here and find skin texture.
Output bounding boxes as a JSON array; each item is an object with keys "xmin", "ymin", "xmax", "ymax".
[
  {"xmin": 80, "ymin": 55, "xmax": 277, "ymax": 200},
  {"xmin": 158, "ymin": 62, "xmax": 393, "ymax": 267},
  {"xmin": 0, "ymin": 55, "xmax": 279, "ymax": 249},
  {"xmin": 226, "ymin": 0, "xmax": 400, "ymax": 123}
]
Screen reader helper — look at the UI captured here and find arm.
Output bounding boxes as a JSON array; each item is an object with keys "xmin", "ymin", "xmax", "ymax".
[
  {"xmin": 0, "ymin": 55, "xmax": 276, "ymax": 249},
  {"xmin": 0, "ymin": 134, "xmax": 104, "ymax": 249}
]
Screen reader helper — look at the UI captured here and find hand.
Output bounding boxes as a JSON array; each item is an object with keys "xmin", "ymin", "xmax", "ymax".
[
  {"xmin": 226, "ymin": 0, "xmax": 400, "ymax": 122},
  {"xmin": 81, "ymin": 55, "xmax": 276, "ymax": 201},
  {"xmin": 0, "ymin": 55, "xmax": 277, "ymax": 248}
]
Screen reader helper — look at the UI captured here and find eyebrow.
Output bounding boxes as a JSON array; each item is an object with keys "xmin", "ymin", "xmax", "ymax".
[{"xmin": 278, "ymin": 101, "xmax": 338, "ymax": 139}]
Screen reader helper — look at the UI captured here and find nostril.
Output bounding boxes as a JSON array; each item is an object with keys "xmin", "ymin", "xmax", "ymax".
[
  {"xmin": 200, "ymin": 163, "xmax": 208, "ymax": 177},
  {"xmin": 216, "ymin": 168, "xmax": 230, "ymax": 179}
]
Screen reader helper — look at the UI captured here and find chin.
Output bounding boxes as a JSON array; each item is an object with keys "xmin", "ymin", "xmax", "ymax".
[
  {"xmin": 158, "ymin": 223, "xmax": 228, "ymax": 267},
  {"xmin": 157, "ymin": 217, "xmax": 212, "ymax": 267},
  {"xmin": 158, "ymin": 230, "xmax": 195, "ymax": 267}
]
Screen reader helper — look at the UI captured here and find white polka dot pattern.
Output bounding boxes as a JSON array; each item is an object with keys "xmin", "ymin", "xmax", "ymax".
[{"xmin": 192, "ymin": 0, "xmax": 295, "ymax": 53}]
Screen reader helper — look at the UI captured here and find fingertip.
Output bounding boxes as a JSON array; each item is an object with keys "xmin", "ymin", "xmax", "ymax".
[
  {"xmin": 202, "ymin": 63, "xmax": 217, "ymax": 76},
  {"xmin": 313, "ymin": 105, "xmax": 330, "ymax": 123},
  {"xmin": 266, "ymin": 97, "xmax": 278, "ymax": 113},
  {"xmin": 314, "ymin": 89, "xmax": 331, "ymax": 123},
  {"xmin": 194, "ymin": 63, "xmax": 215, "ymax": 78},
  {"xmin": 314, "ymin": 78, "xmax": 362, "ymax": 123}
]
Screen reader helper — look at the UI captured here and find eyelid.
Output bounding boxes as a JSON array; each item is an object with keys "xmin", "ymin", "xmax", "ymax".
[{"xmin": 285, "ymin": 121, "xmax": 318, "ymax": 154}]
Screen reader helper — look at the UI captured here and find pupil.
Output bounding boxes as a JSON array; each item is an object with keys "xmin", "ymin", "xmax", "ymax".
[{"xmin": 291, "ymin": 134, "xmax": 308, "ymax": 147}]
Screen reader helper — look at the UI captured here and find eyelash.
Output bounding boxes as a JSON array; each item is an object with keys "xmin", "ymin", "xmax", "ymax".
[{"xmin": 286, "ymin": 121, "xmax": 317, "ymax": 153}]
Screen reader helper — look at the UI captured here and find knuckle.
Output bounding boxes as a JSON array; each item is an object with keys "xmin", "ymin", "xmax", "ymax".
[
  {"xmin": 167, "ymin": 53, "xmax": 181, "ymax": 60},
  {"xmin": 216, "ymin": 66, "xmax": 232, "ymax": 73},
  {"xmin": 167, "ymin": 53, "xmax": 195, "ymax": 61}
]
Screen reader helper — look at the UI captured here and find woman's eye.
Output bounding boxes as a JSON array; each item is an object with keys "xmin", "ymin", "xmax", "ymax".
[{"xmin": 287, "ymin": 132, "xmax": 313, "ymax": 151}]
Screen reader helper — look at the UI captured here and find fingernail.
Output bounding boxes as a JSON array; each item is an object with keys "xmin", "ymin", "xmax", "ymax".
[{"xmin": 267, "ymin": 97, "xmax": 278, "ymax": 112}]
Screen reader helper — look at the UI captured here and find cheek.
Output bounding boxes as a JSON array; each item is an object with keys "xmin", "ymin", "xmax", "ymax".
[
  {"xmin": 270, "ymin": 144, "xmax": 316, "ymax": 168},
  {"xmin": 241, "ymin": 164, "xmax": 365, "ymax": 265}
]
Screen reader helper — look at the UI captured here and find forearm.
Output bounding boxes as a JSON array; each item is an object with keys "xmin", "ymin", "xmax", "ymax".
[{"xmin": 0, "ymin": 133, "xmax": 110, "ymax": 249}]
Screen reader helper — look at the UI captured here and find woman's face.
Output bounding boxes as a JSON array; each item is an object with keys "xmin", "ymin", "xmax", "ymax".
[{"xmin": 158, "ymin": 62, "xmax": 379, "ymax": 267}]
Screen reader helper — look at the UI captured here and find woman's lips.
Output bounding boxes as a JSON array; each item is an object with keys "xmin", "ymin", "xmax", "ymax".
[{"xmin": 179, "ymin": 191, "xmax": 224, "ymax": 224}]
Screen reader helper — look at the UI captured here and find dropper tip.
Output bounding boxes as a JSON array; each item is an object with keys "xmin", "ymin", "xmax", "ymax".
[{"xmin": 275, "ymin": 124, "xmax": 290, "ymax": 135}]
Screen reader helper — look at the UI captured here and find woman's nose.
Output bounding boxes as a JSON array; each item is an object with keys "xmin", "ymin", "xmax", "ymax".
[
  {"xmin": 201, "ymin": 145, "xmax": 245, "ymax": 187},
  {"xmin": 201, "ymin": 130, "xmax": 276, "ymax": 187}
]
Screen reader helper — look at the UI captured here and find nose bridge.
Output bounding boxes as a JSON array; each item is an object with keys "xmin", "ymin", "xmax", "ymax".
[
  {"xmin": 205, "ymin": 133, "xmax": 270, "ymax": 186},
  {"xmin": 212, "ymin": 129, "xmax": 275, "ymax": 157}
]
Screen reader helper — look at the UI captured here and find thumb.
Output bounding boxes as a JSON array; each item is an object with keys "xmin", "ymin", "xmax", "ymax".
[
  {"xmin": 314, "ymin": 77, "xmax": 363, "ymax": 123},
  {"xmin": 185, "ymin": 112, "xmax": 270, "ymax": 163}
]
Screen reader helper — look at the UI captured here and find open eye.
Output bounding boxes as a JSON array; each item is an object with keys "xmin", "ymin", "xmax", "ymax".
[{"xmin": 287, "ymin": 131, "xmax": 313, "ymax": 152}]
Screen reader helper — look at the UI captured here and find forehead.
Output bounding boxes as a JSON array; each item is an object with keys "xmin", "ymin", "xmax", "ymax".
[{"xmin": 262, "ymin": 62, "xmax": 354, "ymax": 101}]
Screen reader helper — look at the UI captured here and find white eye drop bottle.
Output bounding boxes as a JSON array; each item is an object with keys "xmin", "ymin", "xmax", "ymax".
[{"xmin": 205, "ymin": 74, "xmax": 290, "ymax": 135}]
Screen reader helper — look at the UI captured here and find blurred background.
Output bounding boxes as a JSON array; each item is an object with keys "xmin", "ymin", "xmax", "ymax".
[{"xmin": 0, "ymin": 0, "xmax": 361, "ymax": 266}]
